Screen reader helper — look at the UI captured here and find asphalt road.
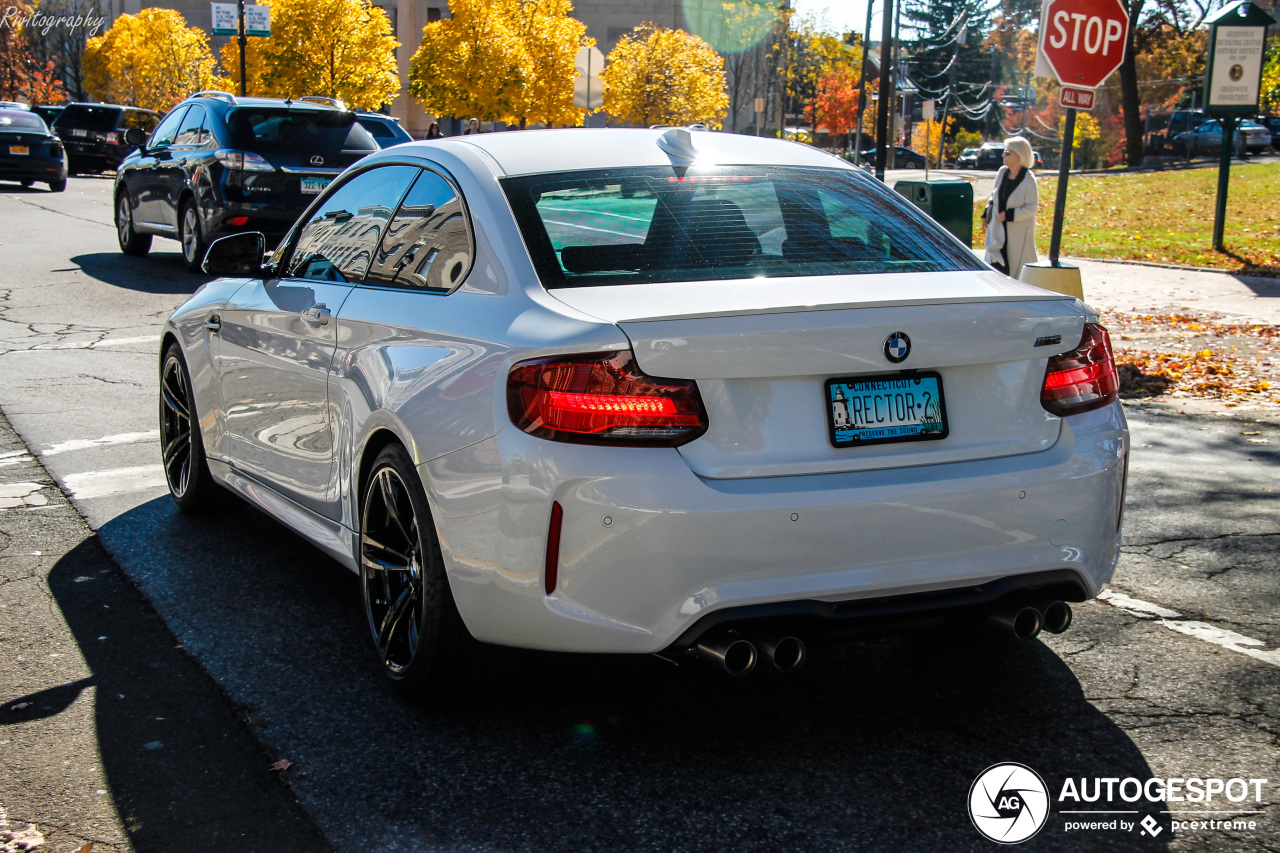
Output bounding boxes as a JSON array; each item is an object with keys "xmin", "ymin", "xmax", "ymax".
[{"xmin": 0, "ymin": 176, "xmax": 1277, "ymax": 852}]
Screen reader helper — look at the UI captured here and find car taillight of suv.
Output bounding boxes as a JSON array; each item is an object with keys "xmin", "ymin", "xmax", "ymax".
[{"xmin": 214, "ymin": 149, "xmax": 275, "ymax": 172}]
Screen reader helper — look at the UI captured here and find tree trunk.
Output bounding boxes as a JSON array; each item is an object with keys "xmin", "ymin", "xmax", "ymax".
[{"xmin": 1120, "ymin": 0, "xmax": 1146, "ymax": 167}]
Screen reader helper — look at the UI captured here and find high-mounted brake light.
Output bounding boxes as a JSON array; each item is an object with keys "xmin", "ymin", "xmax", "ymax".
[
  {"xmin": 1041, "ymin": 323, "xmax": 1119, "ymax": 416},
  {"xmin": 507, "ymin": 351, "xmax": 707, "ymax": 446}
]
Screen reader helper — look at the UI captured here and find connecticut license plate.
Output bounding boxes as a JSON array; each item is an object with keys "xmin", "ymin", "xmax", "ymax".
[
  {"xmin": 825, "ymin": 372, "xmax": 949, "ymax": 448},
  {"xmin": 300, "ymin": 177, "xmax": 330, "ymax": 195},
  {"xmin": 8, "ymin": 145, "xmax": 28, "ymax": 155},
  {"xmin": 70, "ymin": 128, "xmax": 87, "ymax": 137}
]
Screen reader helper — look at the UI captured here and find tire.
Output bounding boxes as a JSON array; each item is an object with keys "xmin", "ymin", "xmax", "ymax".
[
  {"xmin": 116, "ymin": 191, "xmax": 151, "ymax": 256},
  {"xmin": 19, "ymin": 180, "xmax": 31, "ymax": 188},
  {"xmin": 179, "ymin": 198, "xmax": 207, "ymax": 272},
  {"xmin": 359, "ymin": 443, "xmax": 490, "ymax": 697},
  {"xmin": 160, "ymin": 343, "xmax": 226, "ymax": 513},
  {"xmin": 48, "ymin": 178, "xmax": 66, "ymax": 193}
]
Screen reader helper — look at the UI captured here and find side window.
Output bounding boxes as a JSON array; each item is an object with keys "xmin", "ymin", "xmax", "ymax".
[
  {"xmin": 365, "ymin": 168, "xmax": 473, "ymax": 291},
  {"xmin": 174, "ymin": 104, "xmax": 207, "ymax": 146},
  {"xmin": 286, "ymin": 165, "xmax": 419, "ymax": 283},
  {"xmin": 148, "ymin": 106, "xmax": 188, "ymax": 149}
]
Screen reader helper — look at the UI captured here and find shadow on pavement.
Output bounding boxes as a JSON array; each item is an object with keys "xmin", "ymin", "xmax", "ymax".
[
  {"xmin": 71, "ymin": 252, "xmax": 208, "ymax": 295},
  {"xmin": 84, "ymin": 494, "xmax": 1172, "ymax": 852},
  {"xmin": 40, "ymin": 534, "xmax": 332, "ymax": 853}
]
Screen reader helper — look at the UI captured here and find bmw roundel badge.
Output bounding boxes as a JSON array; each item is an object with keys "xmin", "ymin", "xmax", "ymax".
[{"xmin": 883, "ymin": 331, "xmax": 911, "ymax": 364}]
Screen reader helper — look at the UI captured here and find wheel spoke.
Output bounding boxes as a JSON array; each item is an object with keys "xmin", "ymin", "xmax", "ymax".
[
  {"xmin": 377, "ymin": 585, "xmax": 417, "ymax": 661},
  {"xmin": 361, "ymin": 552, "xmax": 411, "ymax": 572},
  {"xmin": 362, "ymin": 533, "xmax": 410, "ymax": 567},
  {"xmin": 162, "ymin": 430, "xmax": 189, "ymax": 467},
  {"xmin": 161, "ymin": 370, "xmax": 190, "ymax": 420},
  {"xmin": 378, "ymin": 471, "xmax": 412, "ymax": 546}
]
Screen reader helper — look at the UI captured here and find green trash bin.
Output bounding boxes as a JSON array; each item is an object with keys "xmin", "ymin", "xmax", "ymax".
[{"xmin": 893, "ymin": 180, "xmax": 974, "ymax": 248}]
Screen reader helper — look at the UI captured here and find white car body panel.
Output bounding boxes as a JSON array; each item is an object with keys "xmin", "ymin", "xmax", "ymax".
[{"xmin": 164, "ymin": 128, "xmax": 1129, "ymax": 657}]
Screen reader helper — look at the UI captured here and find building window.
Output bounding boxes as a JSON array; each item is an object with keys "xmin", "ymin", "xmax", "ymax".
[{"xmin": 427, "ymin": 7, "xmax": 442, "ymax": 21}]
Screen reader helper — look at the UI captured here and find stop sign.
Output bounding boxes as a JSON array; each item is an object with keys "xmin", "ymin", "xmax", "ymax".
[{"xmin": 1037, "ymin": 0, "xmax": 1129, "ymax": 89}]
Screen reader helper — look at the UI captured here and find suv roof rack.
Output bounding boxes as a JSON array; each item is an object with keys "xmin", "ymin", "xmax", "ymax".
[
  {"xmin": 298, "ymin": 95, "xmax": 346, "ymax": 109},
  {"xmin": 192, "ymin": 90, "xmax": 238, "ymax": 105}
]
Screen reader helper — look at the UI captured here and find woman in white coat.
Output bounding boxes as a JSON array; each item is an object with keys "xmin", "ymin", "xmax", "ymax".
[{"xmin": 981, "ymin": 136, "xmax": 1039, "ymax": 278}]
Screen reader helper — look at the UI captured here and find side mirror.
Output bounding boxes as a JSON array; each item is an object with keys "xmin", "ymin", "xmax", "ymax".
[
  {"xmin": 203, "ymin": 232, "xmax": 267, "ymax": 277},
  {"xmin": 124, "ymin": 127, "xmax": 147, "ymax": 148}
]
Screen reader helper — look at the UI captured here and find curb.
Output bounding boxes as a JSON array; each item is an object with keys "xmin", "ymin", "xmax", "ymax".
[{"xmin": 1066, "ymin": 256, "xmax": 1280, "ymax": 281}]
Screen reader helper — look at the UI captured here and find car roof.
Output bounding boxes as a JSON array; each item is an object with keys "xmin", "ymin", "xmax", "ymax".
[
  {"xmin": 405, "ymin": 128, "xmax": 853, "ymax": 177},
  {"xmin": 185, "ymin": 95, "xmax": 340, "ymax": 113}
]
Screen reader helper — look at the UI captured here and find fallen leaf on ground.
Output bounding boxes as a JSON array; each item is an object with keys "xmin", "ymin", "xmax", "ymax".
[
  {"xmin": 0, "ymin": 823, "xmax": 46, "ymax": 852},
  {"xmin": 8, "ymin": 703, "xmax": 29, "ymax": 711},
  {"xmin": 269, "ymin": 759, "xmax": 293, "ymax": 772}
]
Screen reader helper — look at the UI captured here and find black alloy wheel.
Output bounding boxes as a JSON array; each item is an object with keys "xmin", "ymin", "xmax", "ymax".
[
  {"xmin": 359, "ymin": 444, "xmax": 484, "ymax": 696},
  {"xmin": 159, "ymin": 344, "xmax": 224, "ymax": 512},
  {"xmin": 116, "ymin": 191, "xmax": 151, "ymax": 255},
  {"xmin": 179, "ymin": 199, "xmax": 206, "ymax": 272}
]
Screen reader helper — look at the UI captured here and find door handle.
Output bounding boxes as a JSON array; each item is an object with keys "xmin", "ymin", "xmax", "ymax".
[
  {"xmin": 302, "ymin": 303, "xmax": 331, "ymax": 325},
  {"xmin": 204, "ymin": 313, "xmax": 221, "ymax": 331}
]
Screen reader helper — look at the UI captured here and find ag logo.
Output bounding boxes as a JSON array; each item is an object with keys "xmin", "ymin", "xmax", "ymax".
[{"xmin": 969, "ymin": 763, "xmax": 1050, "ymax": 844}]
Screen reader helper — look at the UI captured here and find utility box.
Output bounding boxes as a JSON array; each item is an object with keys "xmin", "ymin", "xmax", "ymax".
[{"xmin": 893, "ymin": 180, "xmax": 974, "ymax": 248}]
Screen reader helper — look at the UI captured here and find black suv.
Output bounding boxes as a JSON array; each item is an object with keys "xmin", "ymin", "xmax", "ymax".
[
  {"xmin": 54, "ymin": 103, "xmax": 159, "ymax": 172},
  {"xmin": 114, "ymin": 91, "xmax": 379, "ymax": 270}
]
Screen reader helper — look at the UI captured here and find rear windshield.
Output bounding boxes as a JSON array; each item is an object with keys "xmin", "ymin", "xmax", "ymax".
[
  {"xmin": 501, "ymin": 166, "xmax": 982, "ymax": 288},
  {"xmin": 358, "ymin": 117, "xmax": 400, "ymax": 140},
  {"xmin": 55, "ymin": 105, "xmax": 123, "ymax": 130},
  {"xmin": 0, "ymin": 111, "xmax": 47, "ymax": 132},
  {"xmin": 226, "ymin": 108, "xmax": 377, "ymax": 154}
]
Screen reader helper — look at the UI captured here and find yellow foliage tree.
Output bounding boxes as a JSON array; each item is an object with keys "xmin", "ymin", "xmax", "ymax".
[
  {"xmin": 1060, "ymin": 112, "xmax": 1103, "ymax": 169},
  {"xmin": 602, "ymin": 25, "xmax": 728, "ymax": 128},
  {"xmin": 409, "ymin": 0, "xmax": 589, "ymax": 127},
  {"xmin": 82, "ymin": 9, "xmax": 226, "ymax": 112},
  {"xmin": 909, "ymin": 118, "xmax": 946, "ymax": 167},
  {"xmin": 227, "ymin": 0, "xmax": 399, "ymax": 109}
]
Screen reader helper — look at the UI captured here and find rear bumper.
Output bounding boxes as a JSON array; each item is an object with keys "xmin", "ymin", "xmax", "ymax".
[
  {"xmin": 0, "ymin": 156, "xmax": 65, "ymax": 181},
  {"xmin": 426, "ymin": 402, "xmax": 1128, "ymax": 654}
]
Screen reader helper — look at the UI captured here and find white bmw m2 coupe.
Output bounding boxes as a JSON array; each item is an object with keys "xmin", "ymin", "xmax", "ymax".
[{"xmin": 159, "ymin": 127, "xmax": 1128, "ymax": 692}]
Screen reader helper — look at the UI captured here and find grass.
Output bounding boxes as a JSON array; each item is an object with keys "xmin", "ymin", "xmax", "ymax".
[{"xmin": 972, "ymin": 162, "xmax": 1280, "ymax": 275}]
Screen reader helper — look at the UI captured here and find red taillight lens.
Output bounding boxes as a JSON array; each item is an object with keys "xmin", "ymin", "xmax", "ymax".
[
  {"xmin": 225, "ymin": 215, "xmax": 249, "ymax": 226},
  {"xmin": 1041, "ymin": 323, "xmax": 1119, "ymax": 416},
  {"xmin": 508, "ymin": 351, "xmax": 708, "ymax": 446}
]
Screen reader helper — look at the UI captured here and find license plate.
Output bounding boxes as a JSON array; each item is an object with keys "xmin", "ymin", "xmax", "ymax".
[
  {"xmin": 300, "ymin": 177, "xmax": 330, "ymax": 195},
  {"xmin": 8, "ymin": 145, "xmax": 28, "ymax": 155},
  {"xmin": 71, "ymin": 128, "xmax": 87, "ymax": 137},
  {"xmin": 825, "ymin": 372, "xmax": 948, "ymax": 448}
]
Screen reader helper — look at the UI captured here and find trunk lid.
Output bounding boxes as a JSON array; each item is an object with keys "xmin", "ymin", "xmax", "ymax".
[{"xmin": 549, "ymin": 271, "xmax": 1088, "ymax": 479}]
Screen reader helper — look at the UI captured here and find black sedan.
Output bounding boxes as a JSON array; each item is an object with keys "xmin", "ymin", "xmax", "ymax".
[
  {"xmin": 858, "ymin": 147, "xmax": 928, "ymax": 169},
  {"xmin": 0, "ymin": 109, "xmax": 67, "ymax": 192}
]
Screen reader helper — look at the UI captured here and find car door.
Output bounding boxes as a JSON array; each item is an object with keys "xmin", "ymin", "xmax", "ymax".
[
  {"xmin": 215, "ymin": 163, "xmax": 420, "ymax": 519},
  {"xmin": 158, "ymin": 104, "xmax": 208, "ymax": 228},
  {"xmin": 133, "ymin": 105, "xmax": 187, "ymax": 229}
]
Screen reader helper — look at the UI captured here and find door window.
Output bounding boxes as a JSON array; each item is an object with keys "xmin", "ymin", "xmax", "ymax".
[
  {"xmin": 148, "ymin": 106, "xmax": 188, "ymax": 149},
  {"xmin": 365, "ymin": 168, "xmax": 473, "ymax": 291},
  {"xmin": 285, "ymin": 165, "xmax": 419, "ymax": 283},
  {"xmin": 174, "ymin": 104, "xmax": 208, "ymax": 146}
]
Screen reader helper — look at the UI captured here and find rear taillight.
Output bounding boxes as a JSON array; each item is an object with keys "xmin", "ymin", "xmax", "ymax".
[
  {"xmin": 214, "ymin": 149, "xmax": 275, "ymax": 172},
  {"xmin": 1041, "ymin": 323, "xmax": 1119, "ymax": 416},
  {"xmin": 508, "ymin": 351, "xmax": 708, "ymax": 446}
]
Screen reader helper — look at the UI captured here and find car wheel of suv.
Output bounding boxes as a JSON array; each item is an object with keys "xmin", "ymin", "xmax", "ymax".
[
  {"xmin": 360, "ymin": 444, "xmax": 486, "ymax": 697},
  {"xmin": 160, "ymin": 343, "xmax": 225, "ymax": 513},
  {"xmin": 179, "ymin": 199, "xmax": 207, "ymax": 272},
  {"xmin": 48, "ymin": 178, "xmax": 66, "ymax": 193},
  {"xmin": 116, "ymin": 192, "xmax": 151, "ymax": 256}
]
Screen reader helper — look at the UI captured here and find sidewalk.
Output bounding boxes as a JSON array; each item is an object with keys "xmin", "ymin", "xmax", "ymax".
[{"xmin": 1070, "ymin": 257, "xmax": 1280, "ymax": 324}]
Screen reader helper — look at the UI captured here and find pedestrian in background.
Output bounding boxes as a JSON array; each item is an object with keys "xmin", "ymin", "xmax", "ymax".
[
  {"xmin": 981, "ymin": 135, "xmax": 1039, "ymax": 278},
  {"xmin": 425, "ymin": 121, "xmax": 442, "ymax": 139},
  {"xmin": 464, "ymin": 118, "xmax": 481, "ymax": 135}
]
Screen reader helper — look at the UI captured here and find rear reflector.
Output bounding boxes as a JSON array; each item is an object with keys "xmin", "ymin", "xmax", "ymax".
[
  {"xmin": 544, "ymin": 501, "xmax": 563, "ymax": 595},
  {"xmin": 508, "ymin": 351, "xmax": 707, "ymax": 446},
  {"xmin": 1041, "ymin": 323, "xmax": 1119, "ymax": 416},
  {"xmin": 225, "ymin": 216, "xmax": 249, "ymax": 226}
]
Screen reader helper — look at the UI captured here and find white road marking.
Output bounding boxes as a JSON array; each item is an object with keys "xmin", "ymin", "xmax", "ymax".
[
  {"xmin": 1097, "ymin": 589, "xmax": 1181, "ymax": 619},
  {"xmin": 42, "ymin": 430, "xmax": 159, "ymax": 457},
  {"xmin": 1098, "ymin": 589, "xmax": 1280, "ymax": 669},
  {"xmin": 62, "ymin": 465, "xmax": 166, "ymax": 500},
  {"xmin": 14, "ymin": 336, "xmax": 157, "ymax": 352}
]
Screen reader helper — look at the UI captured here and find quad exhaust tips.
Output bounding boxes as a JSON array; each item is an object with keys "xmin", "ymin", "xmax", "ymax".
[
  {"xmin": 692, "ymin": 634, "xmax": 808, "ymax": 675},
  {"xmin": 693, "ymin": 635, "xmax": 758, "ymax": 676},
  {"xmin": 1042, "ymin": 600, "xmax": 1073, "ymax": 634}
]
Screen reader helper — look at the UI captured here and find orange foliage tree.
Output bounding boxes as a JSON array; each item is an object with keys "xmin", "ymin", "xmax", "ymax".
[{"xmin": 806, "ymin": 67, "xmax": 859, "ymax": 151}]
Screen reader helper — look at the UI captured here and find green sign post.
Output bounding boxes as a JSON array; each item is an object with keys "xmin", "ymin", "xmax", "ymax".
[{"xmin": 1202, "ymin": 1, "xmax": 1275, "ymax": 252}]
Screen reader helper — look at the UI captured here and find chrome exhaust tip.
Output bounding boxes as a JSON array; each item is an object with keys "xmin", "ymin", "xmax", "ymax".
[
  {"xmin": 759, "ymin": 635, "xmax": 807, "ymax": 673},
  {"xmin": 1042, "ymin": 601, "xmax": 1073, "ymax": 634},
  {"xmin": 693, "ymin": 636, "xmax": 758, "ymax": 676},
  {"xmin": 991, "ymin": 605, "xmax": 1043, "ymax": 641}
]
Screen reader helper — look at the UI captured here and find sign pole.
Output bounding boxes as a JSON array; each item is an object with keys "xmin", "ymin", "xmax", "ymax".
[
  {"xmin": 874, "ymin": 0, "xmax": 893, "ymax": 182},
  {"xmin": 1212, "ymin": 115, "xmax": 1236, "ymax": 252},
  {"xmin": 237, "ymin": 0, "xmax": 247, "ymax": 97},
  {"xmin": 1048, "ymin": 107, "xmax": 1075, "ymax": 268}
]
